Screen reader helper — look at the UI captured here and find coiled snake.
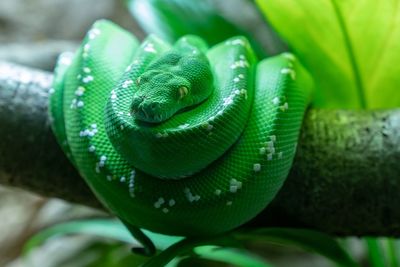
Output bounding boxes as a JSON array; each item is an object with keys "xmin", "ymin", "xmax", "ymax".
[{"xmin": 49, "ymin": 20, "xmax": 312, "ymax": 252}]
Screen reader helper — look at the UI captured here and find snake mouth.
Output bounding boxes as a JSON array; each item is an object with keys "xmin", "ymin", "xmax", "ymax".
[{"xmin": 133, "ymin": 108, "xmax": 165, "ymax": 123}]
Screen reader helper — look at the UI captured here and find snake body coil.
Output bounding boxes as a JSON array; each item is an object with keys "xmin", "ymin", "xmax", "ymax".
[{"xmin": 49, "ymin": 20, "xmax": 312, "ymax": 237}]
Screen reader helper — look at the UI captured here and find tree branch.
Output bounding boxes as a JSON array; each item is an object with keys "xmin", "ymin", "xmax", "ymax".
[{"xmin": 1, "ymin": 61, "xmax": 399, "ymax": 236}]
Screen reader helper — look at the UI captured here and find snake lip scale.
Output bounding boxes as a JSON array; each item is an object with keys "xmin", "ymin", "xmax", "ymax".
[{"xmin": 49, "ymin": 20, "xmax": 312, "ymax": 242}]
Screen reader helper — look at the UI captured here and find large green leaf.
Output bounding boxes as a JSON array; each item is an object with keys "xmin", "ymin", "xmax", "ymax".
[
  {"xmin": 256, "ymin": 0, "xmax": 400, "ymax": 109},
  {"xmin": 126, "ymin": 0, "xmax": 267, "ymax": 58}
]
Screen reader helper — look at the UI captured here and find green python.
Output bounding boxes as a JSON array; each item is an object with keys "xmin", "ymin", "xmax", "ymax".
[{"xmin": 49, "ymin": 20, "xmax": 312, "ymax": 243}]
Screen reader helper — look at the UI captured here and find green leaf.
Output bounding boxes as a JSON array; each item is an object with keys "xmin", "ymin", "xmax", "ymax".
[
  {"xmin": 142, "ymin": 234, "xmax": 236, "ymax": 267},
  {"xmin": 386, "ymin": 238, "xmax": 400, "ymax": 267},
  {"xmin": 142, "ymin": 228, "xmax": 358, "ymax": 267},
  {"xmin": 72, "ymin": 243, "xmax": 150, "ymax": 267},
  {"xmin": 153, "ymin": 245, "xmax": 274, "ymax": 267},
  {"xmin": 256, "ymin": 0, "xmax": 400, "ymax": 109},
  {"xmin": 126, "ymin": 0, "xmax": 267, "ymax": 58},
  {"xmin": 365, "ymin": 238, "xmax": 386, "ymax": 267},
  {"xmin": 28, "ymin": 221, "xmax": 358, "ymax": 267},
  {"xmin": 23, "ymin": 219, "xmax": 183, "ymax": 254},
  {"xmin": 233, "ymin": 228, "xmax": 359, "ymax": 267},
  {"xmin": 194, "ymin": 245, "xmax": 273, "ymax": 267}
]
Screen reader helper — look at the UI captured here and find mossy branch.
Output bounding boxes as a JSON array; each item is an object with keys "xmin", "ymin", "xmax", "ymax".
[{"xmin": 1, "ymin": 61, "xmax": 399, "ymax": 236}]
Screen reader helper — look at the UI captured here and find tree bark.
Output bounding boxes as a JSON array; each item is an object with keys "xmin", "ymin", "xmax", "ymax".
[{"xmin": 1, "ymin": 61, "xmax": 399, "ymax": 236}]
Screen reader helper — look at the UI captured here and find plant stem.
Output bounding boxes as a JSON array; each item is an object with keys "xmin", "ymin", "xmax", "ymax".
[
  {"xmin": 366, "ymin": 238, "xmax": 385, "ymax": 267},
  {"xmin": 386, "ymin": 238, "xmax": 399, "ymax": 267},
  {"xmin": 330, "ymin": 0, "xmax": 367, "ymax": 109}
]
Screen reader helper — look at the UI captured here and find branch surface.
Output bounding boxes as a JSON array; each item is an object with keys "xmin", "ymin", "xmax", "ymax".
[{"xmin": 1, "ymin": 61, "xmax": 399, "ymax": 236}]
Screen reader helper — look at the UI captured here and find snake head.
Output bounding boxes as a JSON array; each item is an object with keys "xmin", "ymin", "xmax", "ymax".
[{"xmin": 130, "ymin": 70, "xmax": 191, "ymax": 123}]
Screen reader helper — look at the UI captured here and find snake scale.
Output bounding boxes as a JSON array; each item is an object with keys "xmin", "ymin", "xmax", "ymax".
[{"xmin": 49, "ymin": 20, "xmax": 312, "ymax": 248}]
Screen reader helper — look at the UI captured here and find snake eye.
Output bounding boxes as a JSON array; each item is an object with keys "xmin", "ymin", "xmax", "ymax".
[{"xmin": 178, "ymin": 86, "xmax": 188, "ymax": 99}]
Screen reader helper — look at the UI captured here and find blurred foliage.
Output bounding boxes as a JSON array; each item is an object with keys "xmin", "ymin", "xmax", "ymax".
[
  {"xmin": 365, "ymin": 238, "xmax": 400, "ymax": 267},
  {"xmin": 126, "ymin": 0, "xmax": 267, "ymax": 58},
  {"xmin": 24, "ymin": 219, "xmax": 357, "ymax": 267},
  {"xmin": 22, "ymin": 218, "xmax": 400, "ymax": 266}
]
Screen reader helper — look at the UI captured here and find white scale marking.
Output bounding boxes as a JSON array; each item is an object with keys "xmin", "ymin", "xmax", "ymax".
[
  {"xmin": 88, "ymin": 28, "xmax": 101, "ymax": 39},
  {"xmin": 155, "ymin": 132, "xmax": 169, "ymax": 138},
  {"xmin": 60, "ymin": 55, "xmax": 72, "ymax": 66},
  {"xmin": 223, "ymin": 95, "xmax": 234, "ymax": 106},
  {"xmin": 227, "ymin": 39, "xmax": 247, "ymax": 46},
  {"xmin": 262, "ymin": 135, "xmax": 278, "ymax": 160},
  {"xmin": 253, "ymin": 163, "xmax": 261, "ymax": 172},
  {"xmin": 75, "ymin": 86, "xmax": 85, "ymax": 96},
  {"xmin": 84, "ymin": 44, "xmax": 90, "ymax": 52},
  {"xmin": 79, "ymin": 124, "xmax": 98, "ymax": 138},
  {"xmin": 169, "ymin": 199, "xmax": 176, "ymax": 207},
  {"xmin": 154, "ymin": 197, "xmax": 165, "ymax": 208},
  {"xmin": 178, "ymin": 123, "xmax": 190, "ymax": 129},
  {"xmin": 272, "ymin": 97, "xmax": 280, "ymax": 105},
  {"xmin": 240, "ymin": 89, "xmax": 248, "ymax": 99},
  {"xmin": 280, "ymin": 102, "xmax": 289, "ymax": 111},
  {"xmin": 281, "ymin": 68, "xmax": 296, "ymax": 80},
  {"xmin": 230, "ymin": 60, "xmax": 249, "ymax": 69},
  {"xmin": 282, "ymin": 52, "xmax": 296, "ymax": 61},
  {"xmin": 70, "ymin": 99, "xmax": 77, "ymax": 109},
  {"xmin": 82, "ymin": 75, "xmax": 94, "ymax": 83},
  {"xmin": 88, "ymin": 145, "xmax": 96, "ymax": 152},
  {"xmin": 111, "ymin": 90, "xmax": 118, "ymax": 100},
  {"xmin": 76, "ymin": 101, "xmax": 84, "ymax": 108},
  {"xmin": 184, "ymin": 187, "xmax": 200, "ymax": 203},
  {"xmin": 144, "ymin": 43, "xmax": 156, "ymax": 53},
  {"xmin": 122, "ymin": 80, "xmax": 133, "ymax": 88},
  {"xmin": 229, "ymin": 178, "xmax": 242, "ymax": 193}
]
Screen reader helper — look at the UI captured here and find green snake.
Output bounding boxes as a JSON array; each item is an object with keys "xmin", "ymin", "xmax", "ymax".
[{"xmin": 49, "ymin": 20, "xmax": 312, "ymax": 250}]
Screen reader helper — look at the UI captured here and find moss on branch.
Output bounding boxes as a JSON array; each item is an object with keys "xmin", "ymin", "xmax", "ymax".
[{"xmin": 1, "ymin": 61, "xmax": 400, "ymax": 236}]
